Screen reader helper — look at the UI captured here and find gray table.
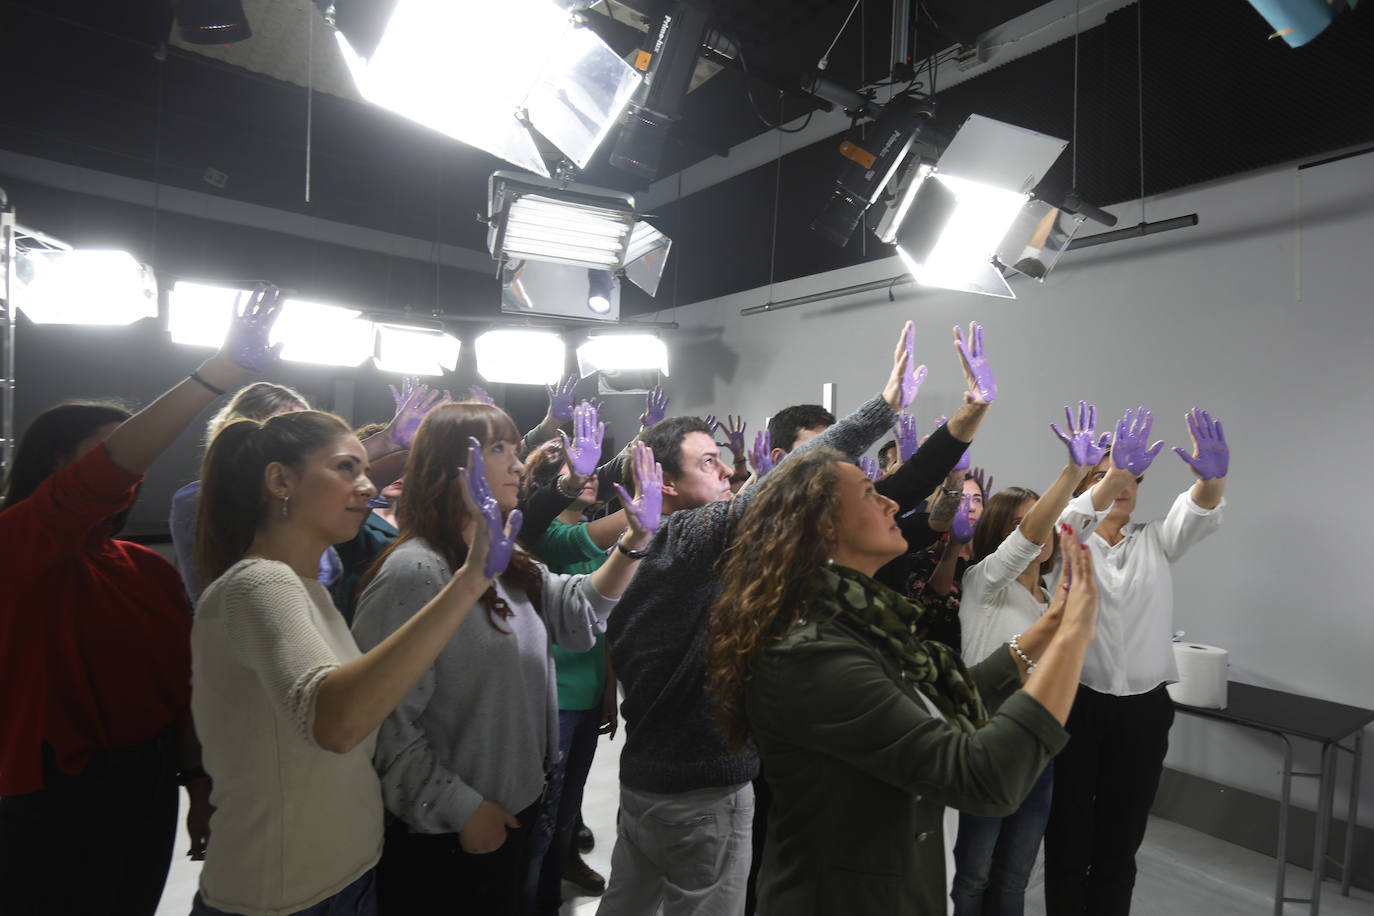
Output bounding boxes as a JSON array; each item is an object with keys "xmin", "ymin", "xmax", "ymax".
[{"xmin": 1172, "ymin": 682, "xmax": 1372, "ymax": 915}]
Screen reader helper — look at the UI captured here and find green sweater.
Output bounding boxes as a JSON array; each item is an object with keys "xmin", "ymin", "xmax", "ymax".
[
  {"xmin": 747, "ymin": 617, "xmax": 1068, "ymax": 916},
  {"xmin": 533, "ymin": 518, "xmax": 609, "ymax": 711}
]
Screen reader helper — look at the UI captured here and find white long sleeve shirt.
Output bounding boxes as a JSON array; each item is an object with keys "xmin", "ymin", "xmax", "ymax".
[
  {"xmin": 1059, "ymin": 488, "xmax": 1225, "ymax": 696},
  {"xmin": 960, "ymin": 496, "xmax": 1107, "ymax": 668},
  {"xmin": 959, "ymin": 528, "xmax": 1051, "ymax": 668}
]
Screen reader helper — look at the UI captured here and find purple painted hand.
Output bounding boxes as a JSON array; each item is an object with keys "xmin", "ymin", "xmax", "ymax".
[
  {"xmin": 1172, "ymin": 408, "xmax": 1229, "ymax": 480},
  {"xmin": 222, "ymin": 283, "xmax": 285, "ymax": 371},
  {"xmin": 894, "ymin": 413, "xmax": 921, "ymax": 462},
  {"xmin": 388, "ymin": 382, "xmax": 449, "ymax": 450},
  {"xmin": 467, "ymin": 385, "xmax": 495, "ymax": 406},
  {"xmin": 547, "ymin": 374, "xmax": 579, "ymax": 422},
  {"xmin": 702, "ymin": 414, "xmax": 718, "ymax": 435},
  {"xmin": 859, "ymin": 456, "xmax": 881, "ymax": 481},
  {"xmin": 1112, "ymin": 407, "xmax": 1166, "ymax": 475},
  {"xmin": 636, "ymin": 385, "xmax": 668, "ymax": 428},
  {"xmin": 898, "ymin": 323, "xmax": 929, "ymax": 408},
  {"xmin": 969, "ymin": 466, "xmax": 993, "ymax": 499},
  {"xmin": 951, "ymin": 495, "xmax": 976, "ymax": 543},
  {"xmin": 1051, "ymin": 400, "xmax": 1112, "ymax": 467},
  {"xmin": 388, "ymin": 377, "xmax": 413, "ymax": 411},
  {"xmin": 613, "ymin": 441, "xmax": 664, "ymax": 537},
  {"xmin": 749, "ymin": 430, "xmax": 774, "ymax": 479},
  {"xmin": 718, "ymin": 415, "xmax": 747, "ymax": 458},
  {"xmin": 558, "ymin": 400, "xmax": 605, "ymax": 477},
  {"xmin": 954, "ymin": 320, "xmax": 997, "ymax": 404},
  {"xmin": 461, "ymin": 437, "xmax": 522, "ymax": 579}
]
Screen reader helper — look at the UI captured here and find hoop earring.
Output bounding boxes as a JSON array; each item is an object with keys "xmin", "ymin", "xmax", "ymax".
[{"xmin": 280, "ymin": 495, "xmax": 290, "ymax": 522}]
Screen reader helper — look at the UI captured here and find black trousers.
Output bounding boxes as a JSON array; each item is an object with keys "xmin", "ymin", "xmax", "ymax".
[
  {"xmin": 1043, "ymin": 684, "xmax": 1174, "ymax": 916},
  {"xmin": 0, "ymin": 727, "xmax": 180, "ymax": 916},
  {"xmin": 376, "ymin": 803, "xmax": 538, "ymax": 916}
]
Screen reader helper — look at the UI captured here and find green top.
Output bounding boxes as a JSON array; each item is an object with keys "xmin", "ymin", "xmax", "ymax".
[
  {"xmin": 746, "ymin": 615, "xmax": 1068, "ymax": 916},
  {"xmin": 534, "ymin": 518, "xmax": 609, "ymax": 711}
]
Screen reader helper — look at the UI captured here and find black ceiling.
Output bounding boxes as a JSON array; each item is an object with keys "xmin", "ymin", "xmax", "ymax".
[{"xmin": 1, "ymin": 0, "xmax": 1371, "ymax": 322}]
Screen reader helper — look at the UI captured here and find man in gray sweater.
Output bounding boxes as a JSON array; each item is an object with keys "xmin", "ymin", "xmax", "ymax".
[{"xmin": 598, "ymin": 325, "xmax": 926, "ymax": 916}]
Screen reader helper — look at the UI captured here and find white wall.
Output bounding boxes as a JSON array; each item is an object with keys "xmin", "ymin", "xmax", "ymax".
[{"xmin": 651, "ymin": 149, "xmax": 1374, "ymax": 828}]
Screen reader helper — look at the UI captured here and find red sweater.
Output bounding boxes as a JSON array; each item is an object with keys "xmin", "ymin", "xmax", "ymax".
[{"xmin": 0, "ymin": 444, "xmax": 192, "ymax": 794}]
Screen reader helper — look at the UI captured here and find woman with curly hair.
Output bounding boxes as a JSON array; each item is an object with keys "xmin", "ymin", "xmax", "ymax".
[{"xmin": 704, "ymin": 446, "xmax": 1101, "ymax": 916}]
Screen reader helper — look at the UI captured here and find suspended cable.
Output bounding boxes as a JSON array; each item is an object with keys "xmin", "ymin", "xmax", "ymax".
[
  {"xmin": 818, "ymin": 0, "xmax": 863, "ymax": 70},
  {"xmin": 1136, "ymin": 0, "xmax": 1146, "ymax": 224},
  {"xmin": 1072, "ymin": 0, "xmax": 1080, "ymax": 188}
]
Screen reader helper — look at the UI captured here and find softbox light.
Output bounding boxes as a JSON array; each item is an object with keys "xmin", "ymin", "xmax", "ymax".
[
  {"xmin": 333, "ymin": 0, "xmax": 641, "ymax": 176},
  {"xmin": 876, "ymin": 114, "xmax": 1072, "ymax": 298},
  {"xmin": 15, "ymin": 250, "xmax": 158, "ymax": 325}
]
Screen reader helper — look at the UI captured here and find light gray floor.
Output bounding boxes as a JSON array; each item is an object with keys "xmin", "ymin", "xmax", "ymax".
[{"xmin": 157, "ymin": 737, "xmax": 1373, "ymax": 916}]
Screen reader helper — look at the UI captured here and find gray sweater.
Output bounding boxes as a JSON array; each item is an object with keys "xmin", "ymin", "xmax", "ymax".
[
  {"xmin": 351, "ymin": 538, "xmax": 618, "ymax": 833},
  {"xmin": 608, "ymin": 394, "xmax": 898, "ymax": 794}
]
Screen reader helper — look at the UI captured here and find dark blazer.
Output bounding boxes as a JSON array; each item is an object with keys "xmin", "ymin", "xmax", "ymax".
[{"xmin": 746, "ymin": 616, "xmax": 1068, "ymax": 916}]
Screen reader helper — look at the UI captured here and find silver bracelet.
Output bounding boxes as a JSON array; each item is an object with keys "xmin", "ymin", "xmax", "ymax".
[{"xmin": 1009, "ymin": 634, "xmax": 1036, "ymax": 674}]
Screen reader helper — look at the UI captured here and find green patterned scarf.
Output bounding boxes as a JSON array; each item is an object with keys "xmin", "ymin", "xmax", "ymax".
[{"xmin": 808, "ymin": 564, "xmax": 987, "ymax": 734}]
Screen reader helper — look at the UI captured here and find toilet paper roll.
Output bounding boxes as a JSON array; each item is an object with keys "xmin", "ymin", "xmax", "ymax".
[{"xmin": 1166, "ymin": 643, "xmax": 1229, "ymax": 709}]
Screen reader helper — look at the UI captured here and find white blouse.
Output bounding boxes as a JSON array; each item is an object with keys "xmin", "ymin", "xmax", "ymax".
[
  {"xmin": 1058, "ymin": 488, "xmax": 1224, "ymax": 696},
  {"xmin": 959, "ymin": 528, "xmax": 1052, "ymax": 668}
]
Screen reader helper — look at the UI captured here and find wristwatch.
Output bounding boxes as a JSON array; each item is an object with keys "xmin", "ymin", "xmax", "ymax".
[{"xmin": 615, "ymin": 535, "xmax": 651, "ymax": 559}]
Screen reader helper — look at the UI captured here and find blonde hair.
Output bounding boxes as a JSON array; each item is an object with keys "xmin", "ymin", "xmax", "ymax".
[{"xmin": 204, "ymin": 382, "xmax": 310, "ymax": 448}]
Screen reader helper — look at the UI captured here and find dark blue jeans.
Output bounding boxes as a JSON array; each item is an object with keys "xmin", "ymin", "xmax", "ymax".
[
  {"xmin": 190, "ymin": 868, "xmax": 376, "ymax": 916},
  {"xmin": 951, "ymin": 762, "xmax": 1055, "ymax": 916},
  {"xmin": 523, "ymin": 707, "xmax": 602, "ymax": 916}
]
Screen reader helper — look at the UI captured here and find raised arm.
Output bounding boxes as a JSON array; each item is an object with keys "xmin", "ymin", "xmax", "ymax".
[
  {"xmin": 1173, "ymin": 407, "xmax": 1228, "ymax": 510},
  {"xmin": 1007, "ymin": 526, "xmax": 1100, "ymax": 723},
  {"xmin": 584, "ymin": 441, "xmax": 661, "ymax": 600},
  {"xmin": 1025, "ymin": 401, "xmax": 1108, "ymax": 545},
  {"xmin": 363, "ymin": 378, "xmax": 450, "ymax": 485},
  {"xmin": 103, "ymin": 284, "xmax": 282, "ymax": 475}
]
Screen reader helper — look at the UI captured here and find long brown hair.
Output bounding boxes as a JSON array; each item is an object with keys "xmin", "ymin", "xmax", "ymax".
[
  {"xmin": 705, "ymin": 447, "xmax": 846, "ymax": 753},
  {"xmin": 970, "ymin": 487, "xmax": 1058, "ymax": 579},
  {"xmin": 196, "ymin": 411, "xmax": 353, "ymax": 583},
  {"xmin": 362, "ymin": 401, "xmax": 543, "ymax": 626}
]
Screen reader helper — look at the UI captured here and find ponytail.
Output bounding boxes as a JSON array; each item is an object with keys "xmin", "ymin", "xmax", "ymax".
[{"xmin": 196, "ymin": 410, "xmax": 351, "ymax": 583}]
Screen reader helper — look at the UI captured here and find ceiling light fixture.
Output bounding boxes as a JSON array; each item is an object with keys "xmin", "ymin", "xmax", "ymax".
[
  {"xmin": 875, "ymin": 114, "xmax": 1079, "ymax": 298},
  {"xmin": 576, "ymin": 333, "xmax": 669, "ymax": 378},
  {"xmin": 609, "ymin": 0, "xmax": 714, "ymax": 181},
  {"xmin": 475, "ymin": 328, "xmax": 566, "ymax": 386},
  {"xmin": 14, "ymin": 249, "xmax": 158, "ymax": 326},
  {"xmin": 332, "ymin": 0, "xmax": 641, "ymax": 177},
  {"xmin": 168, "ymin": 281, "xmax": 374, "ymax": 367},
  {"xmin": 488, "ymin": 171, "xmax": 672, "ymax": 308},
  {"xmin": 373, "ymin": 323, "xmax": 461, "ymax": 376}
]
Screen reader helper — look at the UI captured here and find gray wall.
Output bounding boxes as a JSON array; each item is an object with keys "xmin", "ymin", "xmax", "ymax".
[{"xmin": 655, "ymin": 148, "xmax": 1374, "ymax": 833}]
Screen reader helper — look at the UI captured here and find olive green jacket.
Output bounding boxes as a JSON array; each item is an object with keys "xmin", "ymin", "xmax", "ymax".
[{"xmin": 746, "ymin": 616, "xmax": 1068, "ymax": 916}]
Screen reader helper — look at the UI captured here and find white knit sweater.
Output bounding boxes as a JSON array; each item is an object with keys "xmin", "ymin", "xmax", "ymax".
[{"xmin": 192, "ymin": 558, "xmax": 383, "ymax": 916}]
